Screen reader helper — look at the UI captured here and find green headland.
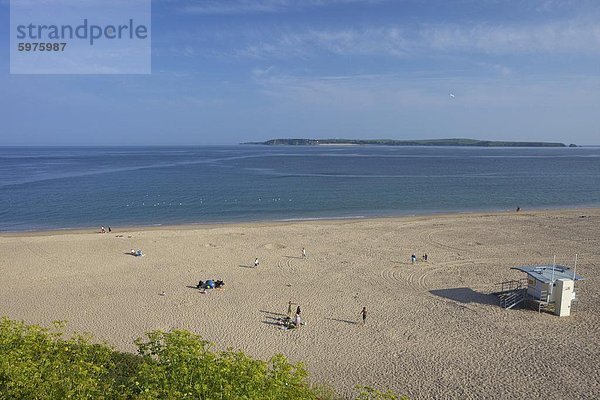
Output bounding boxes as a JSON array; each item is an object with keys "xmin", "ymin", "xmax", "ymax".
[{"xmin": 245, "ymin": 138, "xmax": 572, "ymax": 147}]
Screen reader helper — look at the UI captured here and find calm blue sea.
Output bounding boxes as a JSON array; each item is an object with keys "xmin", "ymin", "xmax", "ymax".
[{"xmin": 1, "ymin": 145, "xmax": 600, "ymax": 231}]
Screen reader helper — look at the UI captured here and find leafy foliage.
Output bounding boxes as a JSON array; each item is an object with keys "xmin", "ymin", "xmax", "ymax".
[
  {"xmin": 133, "ymin": 330, "xmax": 315, "ymax": 399},
  {"xmin": 0, "ymin": 318, "xmax": 127, "ymax": 399},
  {"xmin": 0, "ymin": 317, "xmax": 402, "ymax": 400}
]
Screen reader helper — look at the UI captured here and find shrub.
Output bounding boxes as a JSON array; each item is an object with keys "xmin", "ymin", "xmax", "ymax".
[
  {"xmin": 0, "ymin": 318, "xmax": 126, "ymax": 399},
  {"xmin": 0, "ymin": 317, "xmax": 402, "ymax": 400},
  {"xmin": 132, "ymin": 330, "xmax": 316, "ymax": 399}
]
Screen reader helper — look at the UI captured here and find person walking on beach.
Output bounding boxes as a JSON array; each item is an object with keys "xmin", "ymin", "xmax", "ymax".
[
  {"xmin": 101, "ymin": 226, "xmax": 105, "ymax": 234},
  {"xmin": 294, "ymin": 305, "xmax": 302, "ymax": 327},
  {"xmin": 287, "ymin": 300, "xmax": 294, "ymax": 317},
  {"xmin": 254, "ymin": 258, "xmax": 259, "ymax": 268},
  {"xmin": 411, "ymin": 254, "xmax": 417, "ymax": 264},
  {"xmin": 302, "ymin": 247, "xmax": 306, "ymax": 258},
  {"xmin": 294, "ymin": 312, "xmax": 301, "ymax": 328},
  {"xmin": 361, "ymin": 307, "xmax": 367, "ymax": 324},
  {"xmin": 424, "ymin": 253, "xmax": 428, "ymax": 262},
  {"xmin": 108, "ymin": 226, "xmax": 112, "ymax": 233}
]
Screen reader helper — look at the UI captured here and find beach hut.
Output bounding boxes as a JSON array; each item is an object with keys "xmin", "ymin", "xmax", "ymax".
[{"xmin": 511, "ymin": 264, "xmax": 584, "ymax": 316}]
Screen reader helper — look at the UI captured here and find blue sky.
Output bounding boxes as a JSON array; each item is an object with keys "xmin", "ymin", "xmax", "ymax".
[{"xmin": 1, "ymin": 0, "xmax": 599, "ymax": 145}]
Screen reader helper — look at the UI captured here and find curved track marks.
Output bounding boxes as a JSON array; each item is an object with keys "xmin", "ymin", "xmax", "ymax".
[
  {"xmin": 418, "ymin": 228, "xmax": 471, "ymax": 254},
  {"xmin": 379, "ymin": 265, "xmax": 445, "ymax": 292},
  {"xmin": 276, "ymin": 257, "xmax": 298, "ymax": 273}
]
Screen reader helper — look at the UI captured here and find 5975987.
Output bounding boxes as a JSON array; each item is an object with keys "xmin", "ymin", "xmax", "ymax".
[{"xmin": 18, "ymin": 42, "xmax": 67, "ymax": 51}]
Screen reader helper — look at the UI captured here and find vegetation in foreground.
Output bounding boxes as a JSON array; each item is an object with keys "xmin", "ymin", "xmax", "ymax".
[{"xmin": 0, "ymin": 317, "xmax": 405, "ymax": 399}]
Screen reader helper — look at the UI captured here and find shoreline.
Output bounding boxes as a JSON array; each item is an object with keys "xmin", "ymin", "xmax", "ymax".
[{"xmin": 3, "ymin": 204, "xmax": 600, "ymax": 237}]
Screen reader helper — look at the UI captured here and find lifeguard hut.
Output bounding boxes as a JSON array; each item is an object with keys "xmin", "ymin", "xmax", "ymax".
[
  {"xmin": 512, "ymin": 264, "xmax": 584, "ymax": 316},
  {"xmin": 497, "ymin": 257, "xmax": 584, "ymax": 316}
]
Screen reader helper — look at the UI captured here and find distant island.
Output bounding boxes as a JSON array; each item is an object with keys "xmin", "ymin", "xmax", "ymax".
[{"xmin": 244, "ymin": 138, "xmax": 573, "ymax": 147}]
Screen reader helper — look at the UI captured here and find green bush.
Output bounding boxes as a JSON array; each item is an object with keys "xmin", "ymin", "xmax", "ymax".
[
  {"xmin": 0, "ymin": 317, "xmax": 402, "ymax": 400},
  {"xmin": 0, "ymin": 319, "xmax": 126, "ymax": 399},
  {"xmin": 133, "ymin": 330, "xmax": 316, "ymax": 399}
]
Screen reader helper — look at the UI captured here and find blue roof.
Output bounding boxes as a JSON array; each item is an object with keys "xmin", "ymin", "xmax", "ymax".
[{"xmin": 512, "ymin": 265, "xmax": 585, "ymax": 284}]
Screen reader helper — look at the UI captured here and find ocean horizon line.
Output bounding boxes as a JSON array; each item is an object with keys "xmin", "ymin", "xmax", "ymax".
[{"xmin": 2, "ymin": 143, "xmax": 600, "ymax": 148}]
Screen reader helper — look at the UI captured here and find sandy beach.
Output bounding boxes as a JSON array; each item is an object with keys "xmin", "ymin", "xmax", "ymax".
[{"xmin": 1, "ymin": 209, "xmax": 599, "ymax": 399}]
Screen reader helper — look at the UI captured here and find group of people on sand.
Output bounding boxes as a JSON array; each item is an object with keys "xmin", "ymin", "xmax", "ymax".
[
  {"xmin": 251, "ymin": 248, "xmax": 371, "ymax": 330},
  {"xmin": 196, "ymin": 279, "xmax": 225, "ymax": 290},
  {"xmin": 277, "ymin": 301, "xmax": 303, "ymax": 330},
  {"xmin": 130, "ymin": 249, "xmax": 143, "ymax": 257},
  {"xmin": 100, "ymin": 226, "xmax": 112, "ymax": 233},
  {"xmin": 277, "ymin": 301, "xmax": 368, "ymax": 331},
  {"xmin": 411, "ymin": 253, "xmax": 428, "ymax": 264}
]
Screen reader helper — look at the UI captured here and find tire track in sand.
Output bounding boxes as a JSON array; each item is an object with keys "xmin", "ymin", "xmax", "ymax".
[
  {"xmin": 418, "ymin": 228, "xmax": 472, "ymax": 254},
  {"xmin": 378, "ymin": 257, "xmax": 501, "ymax": 293},
  {"xmin": 379, "ymin": 264, "xmax": 446, "ymax": 292}
]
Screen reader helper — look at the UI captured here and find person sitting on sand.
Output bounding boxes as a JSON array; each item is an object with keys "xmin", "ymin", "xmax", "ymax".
[
  {"xmin": 254, "ymin": 258, "xmax": 259, "ymax": 267},
  {"xmin": 215, "ymin": 280, "xmax": 225, "ymax": 289},
  {"xmin": 278, "ymin": 316, "xmax": 296, "ymax": 330},
  {"xmin": 196, "ymin": 280, "xmax": 204, "ymax": 289},
  {"xmin": 101, "ymin": 226, "xmax": 105, "ymax": 234},
  {"xmin": 130, "ymin": 249, "xmax": 135, "ymax": 255}
]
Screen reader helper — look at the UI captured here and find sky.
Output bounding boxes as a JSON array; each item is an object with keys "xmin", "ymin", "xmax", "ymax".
[{"xmin": 1, "ymin": 0, "xmax": 599, "ymax": 145}]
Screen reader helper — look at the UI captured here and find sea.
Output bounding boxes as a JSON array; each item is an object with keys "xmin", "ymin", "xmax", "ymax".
[{"xmin": 1, "ymin": 145, "xmax": 600, "ymax": 232}]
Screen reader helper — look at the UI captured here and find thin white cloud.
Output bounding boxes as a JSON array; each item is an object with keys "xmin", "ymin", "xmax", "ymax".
[
  {"xmin": 9, "ymin": 0, "xmax": 147, "ymax": 6},
  {"xmin": 235, "ymin": 20, "xmax": 600, "ymax": 59},
  {"xmin": 179, "ymin": 0, "xmax": 384, "ymax": 15},
  {"xmin": 235, "ymin": 27, "xmax": 410, "ymax": 59},
  {"xmin": 423, "ymin": 21, "xmax": 600, "ymax": 54},
  {"xmin": 251, "ymin": 65, "xmax": 275, "ymax": 77}
]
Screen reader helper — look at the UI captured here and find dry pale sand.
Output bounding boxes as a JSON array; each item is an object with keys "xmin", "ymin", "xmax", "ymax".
[{"xmin": 1, "ymin": 209, "xmax": 599, "ymax": 399}]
